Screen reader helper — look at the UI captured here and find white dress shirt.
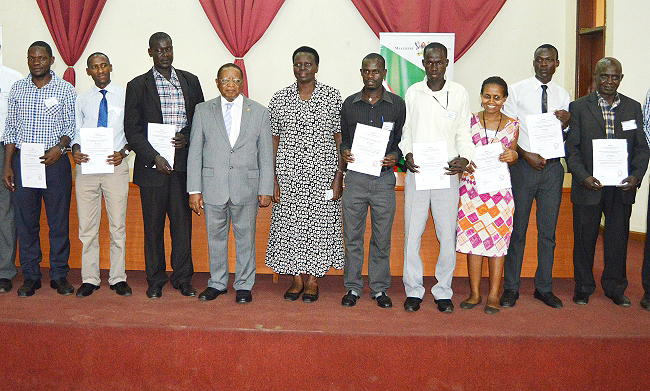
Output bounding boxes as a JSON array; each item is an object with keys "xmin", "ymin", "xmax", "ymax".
[
  {"xmin": 399, "ymin": 78, "xmax": 474, "ymax": 161},
  {"xmin": 221, "ymin": 93, "xmax": 243, "ymax": 146},
  {"xmin": 502, "ymin": 76, "xmax": 570, "ymax": 152},
  {"xmin": 0, "ymin": 65, "xmax": 24, "ymax": 142},
  {"xmin": 73, "ymin": 82, "xmax": 127, "ymax": 151}
]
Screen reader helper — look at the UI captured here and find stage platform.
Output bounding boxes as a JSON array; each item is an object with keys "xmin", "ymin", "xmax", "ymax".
[{"xmin": 2, "ymin": 238, "xmax": 650, "ymax": 390}]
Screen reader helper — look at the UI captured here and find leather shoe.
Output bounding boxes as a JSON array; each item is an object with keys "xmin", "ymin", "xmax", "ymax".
[
  {"xmin": 607, "ymin": 294, "xmax": 631, "ymax": 307},
  {"xmin": 177, "ymin": 283, "xmax": 197, "ymax": 297},
  {"xmin": 146, "ymin": 285, "xmax": 163, "ymax": 299},
  {"xmin": 0, "ymin": 278, "xmax": 12, "ymax": 293},
  {"xmin": 460, "ymin": 298, "xmax": 482, "ymax": 310},
  {"xmin": 76, "ymin": 283, "xmax": 99, "ymax": 297},
  {"xmin": 50, "ymin": 277, "xmax": 74, "ymax": 295},
  {"xmin": 435, "ymin": 298, "xmax": 454, "ymax": 313},
  {"xmin": 572, "ymin": 291, "xmax": 590, "ymax": 305},
  {"xmin": 235, "ymin": 290, "xmax": 252, "ymax": 303},
  {"xmin": 534, "ymin": 290, "xmax": 563, "ymax": 308},
  {"xmin": 302, "ymin": 287, "xmax": 319, "ymax": 303},
  {"xmin": 483, "ymin": 305, "xmax": 500, "ymax": 315},
  {"xmin": 283, "ymin": 287, "xmax": 304, "ymax": 301},
  {"xmin": 341, "ymin": 290, "xmax": 360, "ymax": 307},
  {"xmin": 198, "ymin": 287, "xmax": 227, "ymax": 301},
  {"xmin": 110, "ymin": 281, "xmax": 132, "ymax": 296},
  {"xmin": 641, "ymin": 294, "xmax": 650, "ymax": 310},
  {"xmin": 17, "ymin": 279, "xmax": 41, "ymax": 297},
  {"xmin": 500, "ymin": 290, "xmax": 519, "ymax": 308},
  {"xmin": 373, "ymin": 292, "xmax": 393, "ymax": 308},
  {"xmin": 404, "ymin": 297, "xmax": 422, "ymax": 312}
]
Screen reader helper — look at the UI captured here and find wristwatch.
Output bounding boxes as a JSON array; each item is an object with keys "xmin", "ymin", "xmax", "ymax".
[{"xmin": 57, "ymin": 143, "xmax": 66, "ymax": 155}]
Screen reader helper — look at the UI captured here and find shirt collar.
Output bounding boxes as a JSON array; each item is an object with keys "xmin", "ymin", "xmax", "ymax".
[
  {"xmin": 596, "ymin": 91, "xmax": 620, "ymax": 108},
  {"xmin": 92, "ymin": 81, "xmax": 116, "ymax": 95},
  {"xmin": 28, "ymin": 70, "xmax": 56, "ymax": 88},
  {"xmin": 221, "ymin": 93, "xmax": 243, "ymax": 108},
  {"xmin": 532, "ymin": 76, "xmax": 554, "ymax": 91},
  {"xmin": 418, "ymin": 76, "xmax": 449, "ymax": 95},
  {"xmin": 151, "ymin": 66, "xmax": 178, "ymax": 83},
  {"xmin": 351, "ymin": 88, "xmax": 394, "ymax": 105}
]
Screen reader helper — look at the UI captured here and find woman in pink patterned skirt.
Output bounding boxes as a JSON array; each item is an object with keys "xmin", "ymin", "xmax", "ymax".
[{"xmin": 456, "ymin": 76, "xmax": 519, "ymax": 314}]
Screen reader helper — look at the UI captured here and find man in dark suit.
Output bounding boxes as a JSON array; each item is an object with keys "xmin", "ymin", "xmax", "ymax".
[
  {"xmin": 125, "ymin": 32, "xmax": 204, "ymax": 299},
  {"xmin": 566, "ymin": 57, "xmax": 649, "ymax": 307}
]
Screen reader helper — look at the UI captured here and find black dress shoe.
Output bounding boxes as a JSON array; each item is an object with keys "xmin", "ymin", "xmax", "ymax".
[
  {"xmin": 17, "ymin": 279, "xmax": 41, "ymax": 297},
  {"xmin": 435, "ymin": 298, "xmax": 454, "ymax": 313},
  {"xmin": 404, "ymin": 297, "xmax": 422, "ymax": 312},
  {"xmin": 641, "ymin": 294, "xmax": 650, "ymax": 310},
  {"xmin": 50, "ymin": 277, "xmax": 74, "ymax": 295},
  {"xmin": 177, "ymin": 283, "xmax": 197, "ymax": 297},
  {"xmin": 110, "ymin": 281, "xmax": 132, "ymax": 296},
  {"xmin": 373, "ymin": 292, "xmax": 393, "ymax": 308},
  {"xmin": 302, "ymin": 287, "xmax": 319, "ymax": 303},
  {"xmin": 283, "ymin": 287, "xmax": 304, "ymax": 301},
  {"xmin": 500, "ymin": 290, "xmax": 519, "ymax": 308},
  {"xmin": 572, "ymin": 291, "xmax": 590, "ymax": 305},
  {"xmin": 341, "ymin": 291, "xmax": 360, "ymax": 307},
  {"xmin": 146, "ymin": 285, "xmax": 163, "ymax": 299},
  {"xmin": 198, "ymin": 287, "xmax": 227, "ymax": 301},
  {"xmin": 235, "ymin": 290, "xmax": 252, "ymax": 303},
  {"xmin": 534, "ymin": 290, "xmax": 563, "ymax": 308},
  {"xmin": 76, "ymin": 283, "xmax": 99, "ymax": 297},
  {"xmin": 606, "ymin": 294, "xmax": 631, "ymax": 307},
  {"xmin": 0, "ymin": 278, "xmax": 12, "ymax": 293}
]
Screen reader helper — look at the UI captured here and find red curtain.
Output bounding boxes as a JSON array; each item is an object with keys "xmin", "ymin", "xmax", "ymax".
[
  {"xmin": 199, "ymin": 0, "xmax": 285, "ymax": 96},
  {"xmin": 36, "ymin": 0, "xmax": 107, "ymax": 86},
  {"xmin": 350, "ymin": 0, "xmax": 507, "ymax": 60}
]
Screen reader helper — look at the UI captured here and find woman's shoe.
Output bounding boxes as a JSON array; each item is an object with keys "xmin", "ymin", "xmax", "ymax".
[
  {"xmin": 484, "ymin": 305, "xmax": 500, "ymax": 315},
  {"xmin": 460, "ymin": 298, "xmax": 482, "ymax": 309},
  {"xmin": 283, "ymin": 287, "xmax": 304, "ymax": 301},
  {"xmin": 302, "ymin": 287, "xmax": 319, "ymax": 303}
]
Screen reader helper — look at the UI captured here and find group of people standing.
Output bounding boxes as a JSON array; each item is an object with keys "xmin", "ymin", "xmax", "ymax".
[{"xmin": 1, "ymin": 33, "xmax": 649, "ymax": 314}]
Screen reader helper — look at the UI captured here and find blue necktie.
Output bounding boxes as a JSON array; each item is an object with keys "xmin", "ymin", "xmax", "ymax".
[
  {"xmin": 97, "ymin": 90, "xmax": 108, "ymax": 127},
  {"xmin": 224, "ymin": 102, "xmax": 233, "ymax": 138}
]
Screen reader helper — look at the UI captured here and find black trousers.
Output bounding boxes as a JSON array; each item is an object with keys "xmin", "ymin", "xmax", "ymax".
[
  {"xmin": 139, "ymin": 171, "xmax": 193, "ymax": 288},
  {"xmin": 572, "ymin": 187, "xmax": 631, "ymax": 297},
  {"xmin": 642, "ymin": 185, "xmax": 650, "ymax": 295}
]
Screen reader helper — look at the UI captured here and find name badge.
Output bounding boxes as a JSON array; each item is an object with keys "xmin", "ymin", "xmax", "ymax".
[
  {"xmin": 382, "ymin": 122, "xmax": 394, "ymax": 131},
  {"xmin": 621, "ymin": 120, "xmax": 637, "ymax": 131},
  {"xmin": 44, "ymin": 97, "xmax": 59, "ymax": 108},
  {"xmin": 444, "ymin": 109, "xmax": 457, "ymax": 120},
  {"xmin": 108, "ymin": 105, "xmax": 123, "ymax": 116}
]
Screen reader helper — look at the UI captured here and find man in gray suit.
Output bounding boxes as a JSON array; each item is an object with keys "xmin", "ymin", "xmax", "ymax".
[{"xmin": 187, "ymin": 63, "xmax": 273, "ymax": 303}]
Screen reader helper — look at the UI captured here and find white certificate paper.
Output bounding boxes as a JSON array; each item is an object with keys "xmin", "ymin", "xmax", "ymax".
[
  {"xmin": 412, "ymin": 141, "xmax": 449, "ymax": 190},
  {"xmin": 526, "ymin": 113, "xmax": 565, "ymax": 159},
  {"xmin": 148, "ymin": 123, "xmax": 176, "ymax": 167},
  {"xmin": 472, "ymin": 143, "xmax": 511, "ymax": 194},
  {"xmin": 347, "ymin": 123, "xmax": 390, "ymax": 177},
  {"xmin": 593, "ymin": 139, "xmax": 628, "ymax": 186},
  {"xmin": 80, "ymin": 127, "xmax": 114, "ymax": 175},
  {"xmin": 20, "ymin": 142, "xmax": 46, "ymax": 189}
]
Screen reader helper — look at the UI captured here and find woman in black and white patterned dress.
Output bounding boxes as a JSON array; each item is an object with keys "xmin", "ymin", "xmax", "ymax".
[{"xmin": 265, "ymin": 46, "xmax": 345, "ymax": 302}]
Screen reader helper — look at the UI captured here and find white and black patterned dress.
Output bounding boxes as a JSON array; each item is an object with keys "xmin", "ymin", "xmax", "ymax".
[{"xmin": 265, "ymin": 81, "xmax": 344, "ymax": 277}]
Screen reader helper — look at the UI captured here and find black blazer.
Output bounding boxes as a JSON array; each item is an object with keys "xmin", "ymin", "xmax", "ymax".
[
  {"xmin": 566, "ymin": 92, "xmax": 649, "ymax": 205},
  {"xmin": 124, "ymin": 68, "xmax": 204, "ymax": 187}
]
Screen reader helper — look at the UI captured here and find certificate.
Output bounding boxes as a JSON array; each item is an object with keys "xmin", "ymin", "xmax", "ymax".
[
  {"xmin": 472, "ymin": 143, "xmax": 511, "ymax": 194},
  {"xmin": 526, "ymin": 113, "xmax": 565, "ymax": 159},
  {"xmin": 593, "ymin": 139, "xmax": 628, "ymax": 186},
  {"xmin": 148, "ymin": 123, "xmax": 176, "ymax": 167},
  {"xmin": 20, "ymin": 142, "xmax": 46, "ymax": 189},
  {"xmin": 80, "ymin": 127, "xmax": 114, "ymax": 175},
  {"xmin": 346, "ymin": 123, "xmax": 390, "ymax": 177},
  {"xmin": 412, "ymin": 141, "xmax": 449, "ymax": 190}
]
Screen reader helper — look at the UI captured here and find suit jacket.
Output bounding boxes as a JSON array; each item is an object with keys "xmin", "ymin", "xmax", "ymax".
[
  {"xmin": 187, "ymin": 95, "xmax": 274, "ymax": 206},
  {"xmin": 566, "ymin": 92, "xmax": 649, "ymax": 205},
  {"xmin": 124, "ymin": 68, "xmax": 204, "ymax": 187}
]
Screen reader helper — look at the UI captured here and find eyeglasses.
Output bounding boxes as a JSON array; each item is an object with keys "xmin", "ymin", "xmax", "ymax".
[{"xmin": 218, "ymin": 78, "xmax": 243, "ymax": 85}]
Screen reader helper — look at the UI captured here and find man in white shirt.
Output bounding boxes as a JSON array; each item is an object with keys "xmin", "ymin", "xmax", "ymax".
[
  {"xmin": 500, "ymin": 44, "xmax": 571, "ymax": 309},
  {"xmin": 399, "ymin": 42, "xmax": 473, "ymax": 313},
  {"xmin": 0, "ymin": 63, "xmax": 22, "ymax": 293},
  {"xmin": 72, "ymin": 52, "xmax": 131, "ymax": 297}
]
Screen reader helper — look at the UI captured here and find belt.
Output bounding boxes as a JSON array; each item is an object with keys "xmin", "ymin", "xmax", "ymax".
[{"xmin": 546, "ymin": 157, "xmax": 561, "ymax": 164}]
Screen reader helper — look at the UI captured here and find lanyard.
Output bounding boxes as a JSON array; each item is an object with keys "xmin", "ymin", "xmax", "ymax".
[{"xmin": 432, "ymin": 91, "xmax": 449, "ymax": 110}]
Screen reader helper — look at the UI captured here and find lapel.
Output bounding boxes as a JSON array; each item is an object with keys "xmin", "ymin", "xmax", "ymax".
[
  {"xmin": 212, "ymin": 96, "xmax": 231, "ymax": 145},
  {"xmin": 586, "ymin": 92, "xmax": 606, "ymax": 137},
  {"xmin": 613, "ymin": 95, "xmax": 626, "ymax": 139},
  {"xmin": 144, "ymin": 71, "xmax": 162, "ymax": 121},
  {"xmin": 233, "ymin": 97, "xmax": 251, "ymax": 149},
  {"xmin": 176, "ymin": 69, "xmax": 192, "ymax": 115}
]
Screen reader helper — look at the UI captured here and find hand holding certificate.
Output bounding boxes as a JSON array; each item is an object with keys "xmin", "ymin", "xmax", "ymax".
[
  {"xmin": 20, "ymin": 142, "xmax": 46, "ymax": 189},
  {"xmin": 412, "ymin": 141, "xmax": 449, "ymax": 190},
  {"xmin": 472, "ymin": 143, "xmax": 511, "ymax": 194},
  {"xmin": 526, "ymin": 113, "xmax": 565, "ymax": 159},
  {"xmin": 80, "ymin": 127, "xmax": 114, "ymax": 175},
  {"xmin": 148, "ymin": 123, "xmax": 176, "ymax": 169},
  {"xmin": 346, "ymin": 123, "xmax": 390, "ymax": 177},
  {"xmin": 592, "ymin": 139, "xmax": 628, "ymax": 186}
]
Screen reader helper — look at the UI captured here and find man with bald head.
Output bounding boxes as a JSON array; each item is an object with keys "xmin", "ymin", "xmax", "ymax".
[{"xmin": 566, "ymin": 57, "xmax": 649, "ymax": 307}]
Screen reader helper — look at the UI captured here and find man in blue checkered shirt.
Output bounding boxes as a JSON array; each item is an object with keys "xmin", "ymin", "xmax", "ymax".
[{"xmin": 2, "ymin": 41, "xmax": 76, "ymax": 297}]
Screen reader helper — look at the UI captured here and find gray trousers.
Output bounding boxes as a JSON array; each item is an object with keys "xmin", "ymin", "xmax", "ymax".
[
  {"xmin": 0, "ymin": 146, "xmax": 16, "ymax": 280},
  {"xmin": 504, "ymin": 158, "xmax": 563, "ymax": 293},
  {"xmin": 342, "ymin": 170, "xmax": 395, "ymax": 296},
  {"xmin": 204, "ymin": 201, "xmax": 258, "ymax": 291}
]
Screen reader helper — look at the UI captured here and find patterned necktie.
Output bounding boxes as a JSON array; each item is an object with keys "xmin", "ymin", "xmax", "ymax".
[
  {"xmin": 97, "ymin": 90, "xmax": 108, "ymax": 127},
  {"xmin": 541, "ymin": 85, "xmax": 548, "ymax": 114},
  {"xmin": 224, "ymin": 102, "xmax": 233, "ymax": 138}
]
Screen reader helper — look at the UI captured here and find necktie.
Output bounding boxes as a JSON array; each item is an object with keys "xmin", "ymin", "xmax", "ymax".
[
  {"xmin": 541, "ymin": 85, "xmax": 548, "ymax": 114},
  {"xmin": 224, "ymin": 102, "xmax": 233, "ymax": 138},
  {"xmin": 97, "ymin": 90, "xmax": 108, "ymax": 127}
]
